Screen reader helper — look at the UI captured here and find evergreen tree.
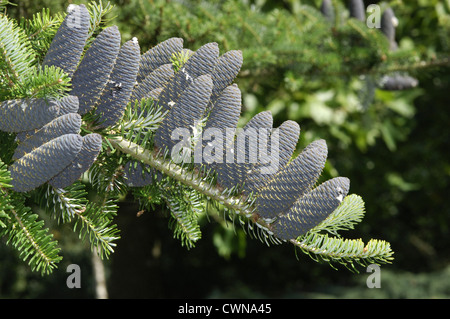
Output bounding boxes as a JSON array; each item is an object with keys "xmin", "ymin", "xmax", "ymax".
[{"xmin": 7, "ymin": 0, "xmax": 446, "ymax": 276}]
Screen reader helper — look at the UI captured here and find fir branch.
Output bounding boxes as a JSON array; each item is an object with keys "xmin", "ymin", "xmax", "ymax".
[
  {"xmin": 288, "ymin": 194, "xmax": 393, "ymax": 270},
  {"xmin": 17, "ymin": 65, "xmax": 71, "ymax": 99},
  {"xmin": 40, "ymin": 182, "xmax": 88, "ymax": 223},
  {"xmin": 0, "ymin": 0, "xmax": 402, "ymax": 274},
  {"xmin": 19, "ymin": 8, "xmax": 64, "ymax": 59},
  {"xmin": 164, "ymin": 183, "xmax": 204, "ymax": 249},
  {"xmin": 0, "ymin": 13, "xmax": 36, "ymax": 97},
  {"xmin": 109, "ymin": 136, "xmax": 394, "ymax": 267},
  {"xmin": 108, "ymin": 136, "xmax": 255, "ymax": 217},
  {"xmin": 86, "ymin": 0, "xmax": 115, "ymax": 39},
  {"xmin": 0, "ymin": 1, "xmax": 14, "ymax": 12},
  {"xmin": 374, "ymin": 54, "xmax": 450, "ymax": 75},
  {"xmin": 291, "ymin": 234, "xmax": 394, "ymax": 271},
  {"xmin": 131, "ymin": 184, "xmax": 163, "ymax": 212},
  {"xmin": 310, "ymin": 194, "xmax": 365, "ymax": 236},
  {"xmin": 112, "ymin": 97, "xmax": 167, "ymax": 150},
  {"xmin": 72, "ymin": 195, "xmax": 120, "ymax": 259},
  {"xmin": 38, "ymin": 181, "xmax": 120, "ymax": 259},
  {"xmin": 0, "ymin": 209, "xmax": 9, "ymax": 228},
  {"xmin": 87, "ymin": 150, "xmax": 128, "ymax": 196},
  {"xmin": 0, "ymin": 159, "xmax": 12, "ymax": 228},
  {"xmin": 0, "ymin": 158, "xmax": 12, "ymax": 189},
  {"xmin": 0, "ymin": 192, "xmax": 62, "ymax": 275}
]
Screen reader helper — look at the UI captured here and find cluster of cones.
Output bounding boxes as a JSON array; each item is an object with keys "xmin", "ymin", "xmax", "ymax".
[{"xmin": 2, "ymin": 3, "xmax": 353, "ymax": 240}]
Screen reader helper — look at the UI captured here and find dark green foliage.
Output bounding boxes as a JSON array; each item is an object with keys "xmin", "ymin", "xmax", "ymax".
[
  {"xmin": 163, "ymin": 181, "xmax": 204, "ymax": 249},
  {"xmin": 0, "ymin": 159, "xmax": 13, "ymax": 228},
  {"xmin": 123, "ymin": 160, "xmax": 154, "ymax": 187},
  {"xmin": 0, "ymin": 12, "xmax": 35, "ymax": 88},
  {"xmin": 72, "ymin": 194, "xmax": 120, "ymax": 259},
  {"xmin": 0, "ymin": 191, "xmax": 62, "ymax": 274},
  {"xmin": 0, "ymin": 0, "xmax": 409, "ymax": 278},
  {"xmin": 18, "ymin": 7, "xmax": 65, "ymax": 60}
]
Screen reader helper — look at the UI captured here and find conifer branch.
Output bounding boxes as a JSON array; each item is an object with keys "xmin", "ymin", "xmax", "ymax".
[
  {"xmin": 290, "ymin": 235, "xmax": 393, "ymax": 271},
  {"xmin": 0, "ymin": 159, "xmax": 13, "ymax": 228},
  {"xmin": 85, "ymin": 1, "xmax": 115, "ymax": 39},
  {"xmin": 0, "ymin": 13, "xmax": 35, "ymax": 95},
  {"xmin": 108, "ymin": 136, "xmax": 255, "ymax": 217},
  {"xmin": 0, "ymin": 159, "xmax": 61, "ymax": 274},
  {"xmin": 108, "ymin": 136, "xmax": 394, "ymax": 268},
  {"xmin": 71, "ymin": 197, "xmax": 120, "ymax": 258},
  {"xmin": 24, "ymin": 65, "xmax": 71, "ymax": 98},
  {"xmin": 0, "ymin": 0, "xmax": 406, "ymax": 274},
  {"xmin": 19, "ymin": 7, "xmax": 63, "ymax": 58},
  {"xmin": 289, "ymin": 194, "xmax": 394, "ymax": 270},
  {"xmin": 1, "ymin": 193, "xmax": 62, "ymax": 275},
  {"xmin": 41, "ymin": 182, "xmax": 87, "ymax": 223},
  {"xmin": 374, "ymin": 55, "xmax": 450, "ymax": 75},
  {"xmin": 164, "ymin": 184, "xmax": 204, "ymax": 249}
]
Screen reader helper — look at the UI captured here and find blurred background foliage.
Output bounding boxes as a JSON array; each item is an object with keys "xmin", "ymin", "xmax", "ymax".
[{"xmin": 1, "ymin": 0, "xmax": 450, "ymax": 298}]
